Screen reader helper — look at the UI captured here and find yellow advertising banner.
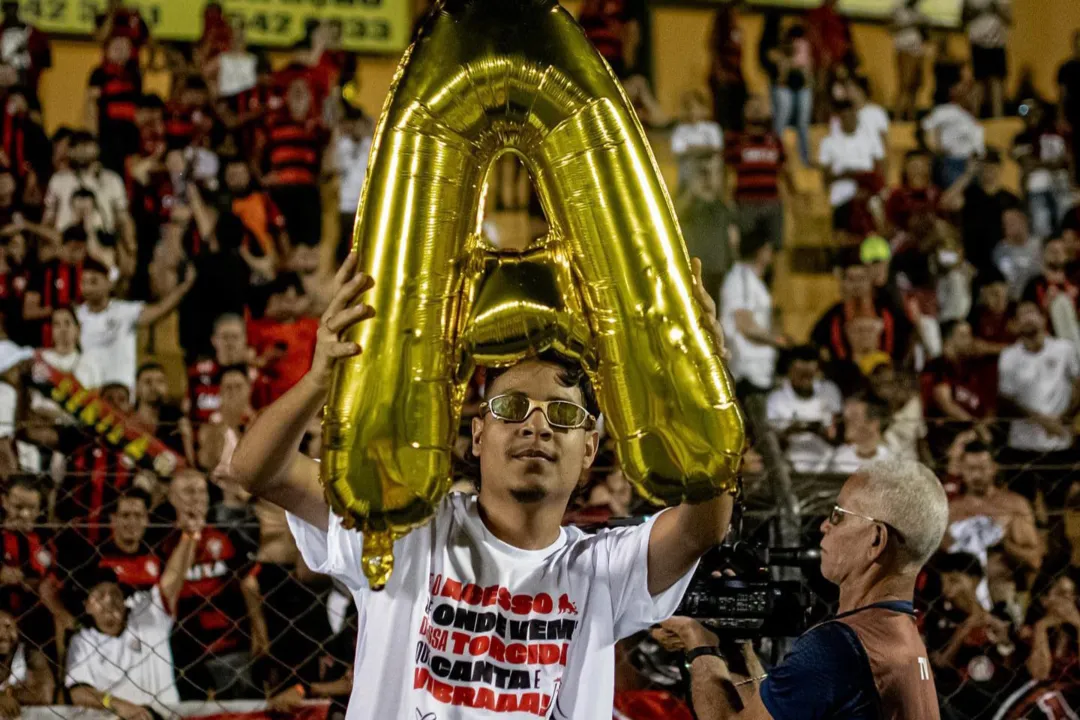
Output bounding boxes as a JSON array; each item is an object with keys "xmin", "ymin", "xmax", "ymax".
[
  {"xmin": 655, "ymin": 0, "xmax": 961, "ymax": 27},
  {"xmin": 14, "ymin": 0, "xmax": 412, "ymax": 53},
  {"xmin": 750, "ymin": 0, "xmax": 961, "ymax": 27}
]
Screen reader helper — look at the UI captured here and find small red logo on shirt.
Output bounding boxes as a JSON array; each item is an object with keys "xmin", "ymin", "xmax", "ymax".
[{"xmin": 557, "ymin": 594, "xmax": 577, "ymax": 615}]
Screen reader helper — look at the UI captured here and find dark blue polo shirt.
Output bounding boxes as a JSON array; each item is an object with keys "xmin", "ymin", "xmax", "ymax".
[{"xmin": 760, "ymin": 601, "xmax": 918, "ymax": 719}]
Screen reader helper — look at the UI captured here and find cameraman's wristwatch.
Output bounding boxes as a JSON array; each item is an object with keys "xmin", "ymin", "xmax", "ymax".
[{"xmin": 685, "ymin": 646, "xmax": 723, "ymax": 669}]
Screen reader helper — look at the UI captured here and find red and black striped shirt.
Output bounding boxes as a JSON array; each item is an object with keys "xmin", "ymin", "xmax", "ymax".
[
  {"xmin": 89, "ymin": 61, "xmax": 141, "ymax": 125},
  {"xmin": 56, "ymin": 443, "xmax": 134, "ymax": 544},
  {"xmin": 164, "ymin": 102, "xmax": 213, "ymax": 151},
  {"xmin": 0, "ymin": 111, "xmax": 49, "ymax": 182},
  {"xmin": 0, "ymin": 266, "xmax": 30, "ymax": 346},
  {"xmin": 229, "ymin": 84, "xmax": 269, "ymax": 159},
  {"xmin": 725, "ymin": 131, "xmax": 786, "ymax": 203},
  {"xmin": 0, "ymin": 529, "xmax": 54, "ymax": 617},
  {"xmin": 187, "ymin": 358, "xmax": 222, "ymax": 426},
  {"xmin": 167, "ymin": 527, "xmax": 251, "ymax": 656},
  {"xmin": 263, "ymin": 116, "xmax": 325, "ymax": 187},
  {"xmin": 187, "ymin": 359, "xmax": 261, "ymax": 425},
  {"xmin": 164, "ymin": 102, "xmax": 194, "ymax": 150},
  {"xmin": 810, "ymin": 299, "xmax": 904, "ymax": 363},
  {"xmin": 128, "ymin": 164, "xmax": 175, "ymax": 224},
  {"xmin": 0, "ymin": 113, "xmax": 29, "ymax": 179},
  {"xmin": 27, "ymin": 259, "xmax": 83, "ymax": 346},
  {"xmin": 94, "ymin": 540, "xmax": 161, "ymax": 595}
]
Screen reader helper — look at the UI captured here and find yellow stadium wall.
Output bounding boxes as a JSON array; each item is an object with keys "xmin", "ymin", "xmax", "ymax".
[{"xmin": 37, "ymin": 3, "xmax": 1077, "ymax": 135}]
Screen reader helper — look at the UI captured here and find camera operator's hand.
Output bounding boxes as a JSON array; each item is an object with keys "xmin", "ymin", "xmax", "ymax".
[
  {"xmin": 654, "ymin": 616, "xmax": 719, "ymax": 651},
  {"xmin": 0, "ymin": 689, "xmax": 19, "ymax": 719}
]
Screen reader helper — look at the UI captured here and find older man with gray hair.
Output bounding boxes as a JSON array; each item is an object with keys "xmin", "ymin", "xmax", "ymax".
[{"xmin": 657, "ymin": 458, "xmax": 948, "ymax": 720}]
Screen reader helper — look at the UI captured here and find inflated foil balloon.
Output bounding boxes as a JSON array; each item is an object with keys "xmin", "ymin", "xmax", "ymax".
[{"xmin": 324, "ymin": 0, "xmax": 745, "ymax": 588}]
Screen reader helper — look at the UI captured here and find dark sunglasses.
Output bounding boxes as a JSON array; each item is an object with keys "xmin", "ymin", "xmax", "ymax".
[{"xmin": 480, "ymin": 393, "xmax": 594, "ymax": 430}]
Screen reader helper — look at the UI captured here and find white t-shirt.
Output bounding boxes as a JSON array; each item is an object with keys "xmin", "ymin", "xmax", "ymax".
[
  {"xmin": 44, "ymin": 168, "xmax": 129, "ymax": 233},
  {"xmin": 286, "ymin": 493, "xmax": 695, "ymax": 720},
  {"xmin": 0, "ymin": 340, "xmax": 33, "ymax": 439},
  {"xmin": 999, "ymin": 337, "xmax": 1080, "ymax": 451},
  {"xmin": 671, "ymin": 121, "xmax": 724, "ymax": 157},
  {"xmin": 0, "ymin": 383, "xmax": 14, "ymax": 441},
  {"xmin": 0, "ymin": 339, "xmax": 33, "ymax": 375},
  {"xmin": 0, "ymin": 26, "xmax": 34, "ymax": 71},
  {"xmin": 335, "ymin": 134, "xmax": 373, "ymax": 214},
  {"xmin": 817, "ymin": 129, "xmax": 884, "ymax": 207},
  {"xmin": 993, "ymin": 236, "xmax": 1043, "ymax": 301},
  {"xmin": 859, "ymin": 104, "xmax": 890, "ymax": 142},
  {"xmin": 766, "ymin": 379, "xmax": 842, "ymax": 473},
  {"xmin": 0, "ymin": 381, "xmax": 37, "ymax": 471},
  {"xmin": 827, "ymin": 443, "xmax": 892, "ymax": 475},
  {"xmin": 884, "ymin": 396, "xmax": 926, "ymax": 462},
  {"xmin": 39, "ymin": 348, "xmax": 105, "ymax": 389},
  {"xmin": 76, "ymin": 299, "xmax": 145, "ymax": 395},
  {"xmin": 720, "ymin": 263, "xmax": 777, "ymax": 390},
  {"xmin": 32, "ymin": 348, "xmax": 107, "ymax": 419},
  {"xmin": 965, "ymin": 0, "xmax": 1010, "ymax": 48},
  {"xmin": 828, "ymin": 105, "xmax": 890, "ymax": 146},
  {"xmin": 921, "ymin": 104, "xmax": 986, "ymax": 160},
  {"xmin": 65, "ymin": 586, "xmax": 178, "ymax": 714}
]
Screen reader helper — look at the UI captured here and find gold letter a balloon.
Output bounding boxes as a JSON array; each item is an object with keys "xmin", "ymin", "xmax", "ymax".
[{"xmin": 324, "ymin": 0, "xmax": 745, "ymax": 588}]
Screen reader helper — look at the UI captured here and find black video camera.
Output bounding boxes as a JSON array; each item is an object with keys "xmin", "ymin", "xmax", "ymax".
[
  {"xmin": 675, "ymin": 542, "xmax": 818, "ymax": 638},
  {"xmin": 579, "ymin": 515, "xmax": 819, "ymax": 640}
]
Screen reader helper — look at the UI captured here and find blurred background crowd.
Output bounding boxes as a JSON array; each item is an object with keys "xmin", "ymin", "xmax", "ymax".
[{"xmin": 0, "ymin": 0, "xmax": 1074, "ymax": 718}]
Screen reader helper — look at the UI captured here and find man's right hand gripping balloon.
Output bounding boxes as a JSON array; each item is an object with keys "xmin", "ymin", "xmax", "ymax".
[
  {"xmin": 227, "ymin": 251, "xmax": 375, "ymax": 534},
  {"xmin": 309, "ymin": 251, "xmax": 375, "ymax": 389}
]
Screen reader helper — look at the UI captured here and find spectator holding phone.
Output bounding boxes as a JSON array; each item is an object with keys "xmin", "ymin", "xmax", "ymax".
[
  {"xmin": 766, "ymin": 345, "xmax": 841, "ymax": 473},
  {"xmin": 927, "ymin": 551, "xmax": 1022, "ymax": 719},
  {"xmin": 66, "ymin": 510, "xmax": 201, "ymax": 719}
]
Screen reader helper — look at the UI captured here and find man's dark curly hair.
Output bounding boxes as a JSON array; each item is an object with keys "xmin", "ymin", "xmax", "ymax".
[{"xmin": 483, "ymin": 350, "xmax": 600, "ymax": 419}]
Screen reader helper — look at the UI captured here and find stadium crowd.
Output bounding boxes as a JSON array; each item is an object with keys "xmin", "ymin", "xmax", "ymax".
[
  {"xmin": 677, "ymin": 2, "xmax": 1080, "ymax": 718},
  {"xmin": 0, "ymin": 0, "xmax": 1072, "ymax": 718}
]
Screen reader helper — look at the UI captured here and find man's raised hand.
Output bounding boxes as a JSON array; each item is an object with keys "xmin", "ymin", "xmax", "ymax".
[
  {"xmin": 309, "ymin": 251, "xmax": 376, "ymax": 388},
  {"xmin": 691, "ymin": 257, "xmax": 728, "ymax": 359}
]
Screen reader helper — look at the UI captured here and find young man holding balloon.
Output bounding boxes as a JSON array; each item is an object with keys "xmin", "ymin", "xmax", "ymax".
[{"xmin": 230, "ymin": 252, "xmax": 736, "ymax": 719}]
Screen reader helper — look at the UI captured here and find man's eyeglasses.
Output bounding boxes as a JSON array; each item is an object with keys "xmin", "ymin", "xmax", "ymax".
[
  {"xmin": 829, "ymin": 505, "xmax": 906, "ymax": 545},
  {"xmin": 480, "ymin": 393, "xmax": 595, "ymax": 430}
]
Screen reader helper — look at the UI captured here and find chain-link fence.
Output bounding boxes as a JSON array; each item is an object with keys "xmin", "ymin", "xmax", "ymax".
[{"xmin": 3, "ymin": 408, "xmax": 1080, "ymax": 720}]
